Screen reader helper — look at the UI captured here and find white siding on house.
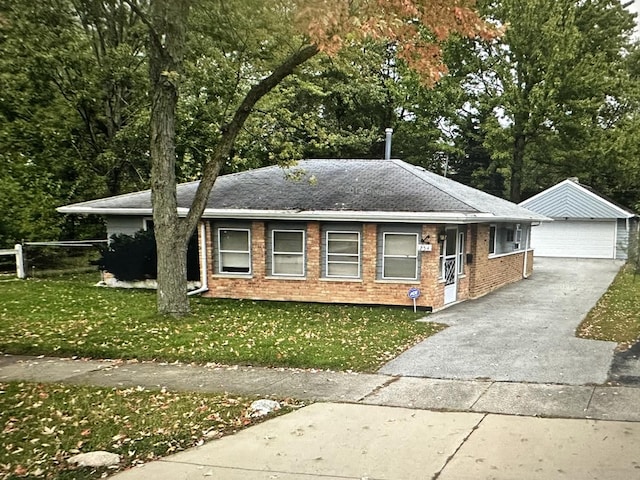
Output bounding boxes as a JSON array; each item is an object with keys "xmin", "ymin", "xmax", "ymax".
[
  {"xmin": 520, "ymin": 181, "xmax": 631, "ymax": 219},
  {"xmin": 106, "ymin": 216, "xmax": 146, "ymax": 239},
  {"xmin": 616, "ymin": 218, "xmax": 629, "ymax": 260},
  {"xmin": 531, "ymin": 220, "xmax": 616, "ymax": 259}
]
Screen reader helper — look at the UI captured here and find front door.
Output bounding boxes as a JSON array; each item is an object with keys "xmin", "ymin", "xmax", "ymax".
[{"xmin": 443, "ymin": 227, "xmax": 458, "ymax": 304}]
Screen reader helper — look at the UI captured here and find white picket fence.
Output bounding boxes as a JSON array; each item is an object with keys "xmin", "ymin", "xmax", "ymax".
[{"xmin": 0, "ymin": 244, "xmax": 26, "ymax": 279}]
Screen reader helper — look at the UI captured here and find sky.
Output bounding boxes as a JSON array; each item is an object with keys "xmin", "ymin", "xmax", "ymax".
[{"xmin": 627, "ymin": 0, "xmax": 640, "ymax": 37}]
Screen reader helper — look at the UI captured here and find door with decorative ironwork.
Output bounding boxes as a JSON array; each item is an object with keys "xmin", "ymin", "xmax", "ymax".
[{"xmin": 443, "ymin": 228, "xmax": 457, "ymax": 304}]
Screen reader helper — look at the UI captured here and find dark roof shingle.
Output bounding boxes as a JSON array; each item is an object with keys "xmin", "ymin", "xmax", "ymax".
[{"xmin": 59, "ymin": 159, "xmax": 547, "ymax": 222}]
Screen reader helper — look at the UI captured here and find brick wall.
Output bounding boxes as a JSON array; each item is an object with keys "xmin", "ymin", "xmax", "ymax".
[
  {"xmin": 202, "ymin": 220, "xmax": 532, "ymax": 309},
  {"xmin": 204, "ymin": 221, "xmax": 447, "ymax": 309},
  {"xmin": 468, "ymin": 224, "xmax": 533, "ymax": 299}
]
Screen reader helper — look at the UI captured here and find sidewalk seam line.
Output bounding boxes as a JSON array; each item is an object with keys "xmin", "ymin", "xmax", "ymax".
[
  {"xmin": 468, "ymin": 381, "xmax": 494, "ymax": 410},
  {"xmin": 432, "ymin": 412, "xmax": 488, "ymax": 480},
  {"xmin": 155, "ymin": 460, "xmax": 368, "ymax": 479},
  {"xmin": 357, "ymin": 375, "xmax": 400, "ymax": 402},
  {"xmin": 584, "ymin": 385, "xmax": 597, "ymax": 414}
]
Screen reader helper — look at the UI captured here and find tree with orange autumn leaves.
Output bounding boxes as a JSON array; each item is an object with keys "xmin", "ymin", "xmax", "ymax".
[{"xmin": 129, "ymin": 0, "xmax": 499, "ymax": 315}]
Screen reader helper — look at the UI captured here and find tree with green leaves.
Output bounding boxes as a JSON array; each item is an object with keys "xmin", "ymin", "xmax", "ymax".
[
  {"xmin": 0, "ymin": 0, "xmax": 151, "ymax": 245},
  {"xmin": 458, "ymin": 0, "xmax": 637, "ymax": 202},
  {"xmin": 130, "ymin": 0, "xmax": 497, "ymax": 316}
]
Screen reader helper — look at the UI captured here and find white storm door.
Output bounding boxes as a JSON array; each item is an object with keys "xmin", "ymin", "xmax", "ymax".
[{"xmin": 444, "ymin": 228, "xmax": 458, "ymax": 304}]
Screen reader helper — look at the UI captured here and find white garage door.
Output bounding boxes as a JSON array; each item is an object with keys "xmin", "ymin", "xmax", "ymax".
[{"xmin": 531, "ymin": 220, "xmax": 616, "ymax": 259}]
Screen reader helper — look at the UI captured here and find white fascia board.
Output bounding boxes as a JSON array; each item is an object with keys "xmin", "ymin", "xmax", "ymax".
[
  {"xmin": 56, "ymin": 206, "xmax": 154, "ymax": 215},
  {"xmin": 56, "ymin": 206, "xmax": 549, "ymax": 224}
]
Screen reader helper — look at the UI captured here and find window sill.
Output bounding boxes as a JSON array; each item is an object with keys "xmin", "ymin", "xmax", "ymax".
[
  {"xmin": 265, "ymin": 276, "xmax": 307, "ymax": 281},
  {"xmin": 375, "ymin": 279, "xmax": 420, "ymax": 284},
  {"xmin": 320, "ymin": 277, "xmax": 363, "ymax": 283},
  {"xmin": 489, "ymin": 249, "xmax": 532, "ymax": 260},
  {"xmin": 213, "ymin": 274, "xmax": 253, "ymax": 279}
]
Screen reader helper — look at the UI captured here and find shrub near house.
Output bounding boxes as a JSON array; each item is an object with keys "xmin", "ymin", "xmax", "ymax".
[{"xmin": 95, "ymin": 229, "xmax": 200, "ymax": 282}]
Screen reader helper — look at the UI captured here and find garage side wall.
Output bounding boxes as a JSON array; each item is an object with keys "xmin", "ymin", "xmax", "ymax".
[{"xmin": 616, "ymin": 218, "xmax": 629, "ymax": 260}]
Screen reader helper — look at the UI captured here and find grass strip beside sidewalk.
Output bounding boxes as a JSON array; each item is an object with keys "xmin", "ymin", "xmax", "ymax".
[
  {"xmin": 0, "ymin": 274, "xmax": 441, "ymax": 372},
  {"xmin": 577, "ymin": 266, "xmax": 640, "ymax": 349},
  {"xmin": 1, "ymin": 381, "xmax": 297, "ymax": 480}
]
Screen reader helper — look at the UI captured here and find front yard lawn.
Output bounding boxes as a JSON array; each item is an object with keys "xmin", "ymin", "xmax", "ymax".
[
  {"xmin": 0, "ymin": 274, "xmax": 442, "ymax": 372},
  {"xmin": 0, "ymin": 381, "xmax": 294, "ymax": 480},
  {"xmin": 577, "ymin": 265, "xmax": 640, "ymax": 349}
]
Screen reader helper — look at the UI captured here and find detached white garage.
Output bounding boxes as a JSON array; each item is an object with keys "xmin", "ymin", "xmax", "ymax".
[{"xmin": 519, "ymin": 179, "xmax": 637, "ymax": 260}]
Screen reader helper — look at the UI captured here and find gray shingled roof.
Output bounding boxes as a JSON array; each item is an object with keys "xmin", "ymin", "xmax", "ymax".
[
  {"xmin": 520, "ymin": 179, "xmax": 636, "ymax": 219},
  {"xmin": 58, "ymin": 159, "xmax": 547, "ymax": 223}
]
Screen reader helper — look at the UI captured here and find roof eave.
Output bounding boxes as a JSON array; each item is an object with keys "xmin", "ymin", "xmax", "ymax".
[
  {"xmin": 56, "ymin": 206, "xmax": 549, "ymax": 223},
  {"xmin": 56, "ymin": 206, "xmax": 154, "ymax": 215},
  {"xmin": 204, "ymin": 209, "xmax": 553, "ymax": 223}
]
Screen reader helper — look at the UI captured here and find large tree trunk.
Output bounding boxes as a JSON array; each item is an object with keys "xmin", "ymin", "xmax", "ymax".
[
  {"xmin": 148, "ymin": 0, "xmax": 191, "ymax": 316},
  {"xmin": 155, "ymin": 228, "xmax": 189, "ymax": 314},
  {"xmin": 145, "ymin": 0, "xmax": 317, "ymax": 316}
]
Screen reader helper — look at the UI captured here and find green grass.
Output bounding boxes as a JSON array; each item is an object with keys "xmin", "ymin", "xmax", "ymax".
[
  {"xmin": 0, "ymin": 381, "xmax": 296, "ymax": 480},
  {"xmin": 0, "ymin": 273, "xmax": 441, "ymax": 372},
  {"xmin": 577, "ymin": 265, "xmax": 640, "ymax": 349}
]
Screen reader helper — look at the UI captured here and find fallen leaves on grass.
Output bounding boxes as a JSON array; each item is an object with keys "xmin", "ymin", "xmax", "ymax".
[
  {"xmin": 0, "ymin": 381, "xmax": 297, "ymax": 480},
  {"xmin": 0, "ymin": 275, "xmax": 442, "ymax": 371},
  {"xmin": 577, "ymin": 266, "xmax": 640, "ymax": 349}
]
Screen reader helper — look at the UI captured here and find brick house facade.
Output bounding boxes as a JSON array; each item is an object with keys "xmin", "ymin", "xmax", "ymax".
[
  {"xmin": 201, "ymin": 220, "xmax": 534, "ymax": 311},
  {"xmin": 59, "ymin": 158, "xmax": 545, "ymax": 309}
]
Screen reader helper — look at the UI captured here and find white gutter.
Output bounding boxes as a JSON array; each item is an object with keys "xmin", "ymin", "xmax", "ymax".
[
  {"xmin": 57, "ymin": 206, "xmax": 154, "ymax": 215},
  {"xmin": 187, "ymin": 222, "xmax": 209, "ymax": 296},
  {"xmin": 57, "ymin": 206, "xmax": 549, "ymax": 224}
]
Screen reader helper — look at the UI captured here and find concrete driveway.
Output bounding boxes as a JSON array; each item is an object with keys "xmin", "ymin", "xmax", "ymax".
[{"xmin": 380, "ymin": 258, "xmax": 623, "ymax": 385}]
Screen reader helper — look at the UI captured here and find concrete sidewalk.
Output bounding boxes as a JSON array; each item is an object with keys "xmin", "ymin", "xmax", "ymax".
[
  {"xmin": 110, "ymin": 403, "xmax": 640, "ymax": 480},
  {"xmin": 2, "ymin": 355, "xmax": 639, "ymax": 422},
  {"xmin": 4, "ymin": 355, "xmax": 640, "ymax": 479}
]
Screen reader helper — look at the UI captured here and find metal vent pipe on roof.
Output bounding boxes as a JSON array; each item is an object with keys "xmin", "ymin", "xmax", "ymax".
[{"xmin": 384, "ymin": 128, "xmax": 393, "ymax": 160}]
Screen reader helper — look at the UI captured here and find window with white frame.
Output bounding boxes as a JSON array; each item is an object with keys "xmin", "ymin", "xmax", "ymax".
[
  {"xmin": 326, "ymin": 231, "xmax": 360, "ymax": 278},
  {"xmin": 272, "ymin": 230, "xmax": 305, "ymax": 276},
  {"xmin": 514, "ymin": 224, "xmax": 522, "ymax": 250},
  {"xmin": 382, "ymin": 233, "xmax": 418, "ymax": 280},
  {"xmin": 489, "ymin": 223, "xmax": 527, "ymax": 255},
  {"xmin": 218, "ymin": 228, "xmax": 251, "ymax": 274}
]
